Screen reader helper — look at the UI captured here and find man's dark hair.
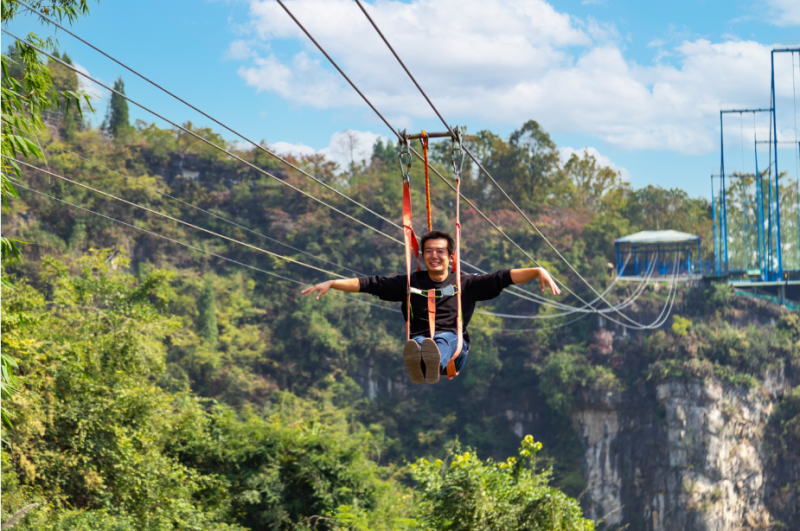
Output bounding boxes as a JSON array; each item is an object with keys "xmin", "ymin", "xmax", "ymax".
[{"xmin": 420, "ymin": 230, "xmax": 455, "ymax": 256}]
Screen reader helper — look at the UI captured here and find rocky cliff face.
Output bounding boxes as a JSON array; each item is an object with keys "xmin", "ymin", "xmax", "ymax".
[{"xmin": 573, "ymin": 371, "xmax": 792, "ymax": 530}]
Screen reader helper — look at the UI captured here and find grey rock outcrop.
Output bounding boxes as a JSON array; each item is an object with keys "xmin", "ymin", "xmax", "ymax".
[{"xmin": 573, "ymin": 377, "xmax": 784, "ymax": 530}]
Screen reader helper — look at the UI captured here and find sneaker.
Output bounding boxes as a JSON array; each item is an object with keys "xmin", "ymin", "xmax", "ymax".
[
  {"xmin": 403, "ymin": 340, "xmax": 424, "ymax": 384},
  {"xmin": 420, "ymin": 338, "xmax": 441, "ymax": 385}
]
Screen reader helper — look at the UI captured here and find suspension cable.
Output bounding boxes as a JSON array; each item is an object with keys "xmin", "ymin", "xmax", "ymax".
[
  {"xmin": 286, "ymin": 1, "xmax": 661, "ymax": 328},
  {"xmin": 5, "ymin": 24, "xmax": 672, "ymax": 326},
  {"xmin": 272, "ymin": 3, "xmax": 610, "ymax": 311},
  {"xmin": 15, "ymin": 182, "xmax": 400, "ymax": 313},
  {"xmin": 1, "ymin": 30, "xmax": 405, "ymax": 248},
  {"xmin": 14, "ymin": 1, "xmax": 408, "ymax": 239},
  {"xmin": 350, "ymin": 0, "xmax": 680, "ymax": 325},
  {"xmin": 474, "ymin": 256, "xmax": 679, "ymax": 332},
  {"xmin": 1, "ymin": 28, "xmax": 573, "ymax": 313},
  {"xmin": 475, "ymin": 253, "xmax": 640, "ymax": 319},
  {"xmin": 9, "ymin": 127, "xmax": 367, "ymax": 276},
  {"xmin": 9, "ymin": 157, "xmax": 353, "ymax": 279},
  {"xmin": 15, "ymin": 130, "xmax": 366, "ymax": 276},
  {"xmin": 17, "ymin": 183, "xmax": 592, "ymax": 334}
]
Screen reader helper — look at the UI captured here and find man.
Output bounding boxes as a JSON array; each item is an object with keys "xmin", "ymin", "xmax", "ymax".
[{"xmin": 301, "ymin": 230, "xmax": 561, "ymax": 384}]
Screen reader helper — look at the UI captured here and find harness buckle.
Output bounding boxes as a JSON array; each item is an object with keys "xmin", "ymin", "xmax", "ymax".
[
  {"xmin": 398, "ymin": 130, "xmax": 412, "ymax": 183},
  {"xmin": 440, "ymin": 284, "xmax": 457, "ymax": 296}
]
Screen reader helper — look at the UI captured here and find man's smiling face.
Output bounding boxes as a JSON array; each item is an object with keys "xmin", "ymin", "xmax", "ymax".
[{"xmin": 422, "ymin": 238, "xmax": 453, "ymax": 274}]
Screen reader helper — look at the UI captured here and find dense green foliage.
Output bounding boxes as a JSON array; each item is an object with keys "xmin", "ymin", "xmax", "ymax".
[
  {"xmin": 1, "ymin": 0, "xmax": 94, "ymax": 434},
  {"xmin": 1, "ymin": 250, "xmax": 593, "ymax": 530},
  {"xmin": 7, "ymin": 40, "xmax": 789, "ymax": 529},
  {"xmin": 410, "ymin": 436, "xmax": 592, "ymax": 531},
  {"xmin": 0, "ymin": 105, "xmax": 718, "ymax": 526}
]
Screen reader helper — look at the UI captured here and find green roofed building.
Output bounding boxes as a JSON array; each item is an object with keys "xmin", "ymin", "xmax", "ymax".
[{"xmin": 615, "ymin": 230, "xmax": 702, "ymax": 278}]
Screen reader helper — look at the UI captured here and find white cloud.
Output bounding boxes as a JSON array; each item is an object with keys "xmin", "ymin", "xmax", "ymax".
[
  {"xmin": 74, "ymin": 62, "xmax": 106, "ymax": 102},
  {"xmin": 270, "ymin": 140, "xmax": 318, "ymax": 157},
  {"xmin": 765, "ymin": 0, "xmax": 800, "ymax": 26},
  {"xmin": 559, "ymin": 146, "xmax": 631, "ymax": 181},
  {"xmin": 231, "ymin": 0, "xmax": 796, "ymax": 156},
  {"xmin": 270, "ymin": 129, "xmax": 391, "ymax": 170}
]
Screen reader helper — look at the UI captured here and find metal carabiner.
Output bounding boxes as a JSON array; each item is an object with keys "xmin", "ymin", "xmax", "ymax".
[
  {"xmin": 450, "ymin": 125, "xmax": 465, "ymax": 178},
  {"xmin": 397, "ymin": 129, "xmax": 412, "ymax": 182}
]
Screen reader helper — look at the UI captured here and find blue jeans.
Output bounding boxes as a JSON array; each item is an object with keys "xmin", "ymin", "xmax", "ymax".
[{"xmin": 412, "ymin": 332, "xmax": 470, "ymax": 375}]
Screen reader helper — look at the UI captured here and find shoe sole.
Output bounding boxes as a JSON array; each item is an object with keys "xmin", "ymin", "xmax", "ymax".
[
  {"xmin": 420, "ymin": 338, "xmax": 441, "ymax": 385},
  {"xmin": 403, "ymin": 340, "xmax": 424, "ymax": 384}
]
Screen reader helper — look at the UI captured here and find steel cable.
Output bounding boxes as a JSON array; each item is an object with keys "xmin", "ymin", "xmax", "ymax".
[
  {"xmin": 15, "ymin": 182, "xmax": 401, "ymax": 313},
  {"xmin": 14, "ymin": 1, "xmax": 408, "ymax": 239},
  {"xmin": 1, "ymin": 30, "xmax": 405, "ymax": 248},
  {"xmin": 9, "ymin": 157, "xmax": 353, "ymax": 278},
  {"xmin": 15, "ymin": 127, "xmax": 366, "ymax": 276},
  {"xmin": 16, "ymin": 3, "xmax": 653, "ymax": 319},
  {"xmin": 281, "ymin": 2, "xmax": 678, "ymax": 330},
  {"xmin": 2, "ymin": 27, "xmax": 573, "ymax": 313},
  {"xmin": 274, "ymin": 1, "xmax": 665, "ymax": 322},
  {"xmin": 4, "ymin": 25, "xmax": 670, "ymax": 327},
  {"xmin": 477, "ymin": 253, "xmax": 653, "ymax": 320},
  {"xmin": 351, "ymin": 0, "xmax": 672, "ymax": 326}
]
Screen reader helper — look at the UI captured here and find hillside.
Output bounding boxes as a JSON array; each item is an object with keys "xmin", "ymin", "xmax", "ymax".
[{"xmin": 4, "ymin": 58, "xmax": 800, "ymax": 529}]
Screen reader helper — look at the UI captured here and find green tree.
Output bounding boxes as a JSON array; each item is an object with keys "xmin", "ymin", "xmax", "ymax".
[
  {"xmin": 103, "ymin": 76, "xmax": 132, "ymax": 140},
  {"xmin": 197, "ymin": 279, "xmax": 218, "ymax": 347},
  {"xmin": 410, "ymin": 436, "xmax": 594, "ymax": 530},
  {"xmin": 1, "ymin": 0, "xmax": 95, "ymax": 434},
  {"xmin": 48, "ymin": 50, "xmax": 80, "ymax": 140}
]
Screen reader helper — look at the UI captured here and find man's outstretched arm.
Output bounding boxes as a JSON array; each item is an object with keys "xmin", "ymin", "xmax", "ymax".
[
  {"xmin": 301, "ymin": 278, "xmax": 360, "ymax": 299},
  {"xmin": 510, "ymin": 268, "xmax": 561, "ymax": 295}
]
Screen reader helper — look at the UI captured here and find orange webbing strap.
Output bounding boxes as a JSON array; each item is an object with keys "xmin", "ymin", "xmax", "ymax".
[
  {"xmin": 402, "ymin": 181, "xmax": 420, "ymax": 268},
  {"xmin": 422, "ymin": 131, "xmax": 432, "ymax": 232},
  {"xmin": 427, "ymin": 290, "xmax": 436, "ymax": 340},
  {"xmin": 402, "ymin": 180, "xmax": 420, "ymax": 341},
  {"xmin": 444, "ymin": 175, "xmax": 463, "ymax": 380}
]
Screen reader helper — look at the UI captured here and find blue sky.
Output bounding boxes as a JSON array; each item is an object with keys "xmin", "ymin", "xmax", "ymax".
[{"xmin": 5, "ymin": 0, "xmax": 800, "ymax": 199}]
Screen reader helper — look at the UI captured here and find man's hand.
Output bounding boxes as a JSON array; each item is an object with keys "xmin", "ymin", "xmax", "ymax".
[
  {"xmin": 536, "ymin": 268, "xmax": 561, "ymax": 295},
  {"xmin": 301, "ymin": 280, "xmax": 335, "ymax": 300},
  {"xmin": 510, "ymin": 267, "xmax": 561, "ymax": 295}
]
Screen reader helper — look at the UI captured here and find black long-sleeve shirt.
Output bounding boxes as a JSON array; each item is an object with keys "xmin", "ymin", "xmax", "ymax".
[{"xmin": 359, "ymin": 269, "xmax": 513, "ymax": 342}]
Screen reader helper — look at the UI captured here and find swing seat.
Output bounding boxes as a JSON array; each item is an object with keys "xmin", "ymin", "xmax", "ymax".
[{"xmin": 399, "ymin": 127, "xmax": 465, "ymax": 382}]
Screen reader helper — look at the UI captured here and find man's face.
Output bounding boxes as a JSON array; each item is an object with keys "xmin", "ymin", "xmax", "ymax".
[{"xmin": 422, "ymin": 238, "xmax": 453, "ymax": 274}]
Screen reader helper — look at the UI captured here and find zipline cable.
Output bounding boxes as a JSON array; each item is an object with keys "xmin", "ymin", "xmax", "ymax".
[
  {"xmin": 15, "ymin": 183, "xmax": 401, "ymax": 313},
  {"xmin": 15, "ymin": 127, "xmax": 366, "ymax": 276},
  {"xmin": 9, "ymin": 156, "xmax": 354, "ymax": 279},
  {"xmin": 5, "ymin": 25, "xmax": 670, "ymax": 326},
  {"xmin": 350, "ymin": 0, "xmax": 669, "ymax": 325},
  {"xmin": 14, "ymin": 0, "xmax": 407, "ymax": 241},
  {"xmin": 4, "ymin": 26, "xmax": 616, "ymax": 319},
  {"xmin": 476, "ymin": 252, "xmax": 640, "ymax": 319},
  {"xmin": 17, "ymin": 183, "xmax": 594, "ymax": 334},
  {"xmin": 477, "ymin": 252, "xmax": 655, "ymax": 319},
  {"xmin": 474, "ymin": 255, "xmax": 679, "ymax": 332},
  {"xmin": 273, "ymin": 2, "xmax": 660, "ymax": 322},
  {"xmin": 1, "ymin": 30, "xmax": 406, "ymax": 249},
  {"xmin": 1, "ymin": 27, "xmax": 572, "ymax": 313},
  {"xmin": 294, "ymin": 2, "xmax": 670, "ymax": 329}
]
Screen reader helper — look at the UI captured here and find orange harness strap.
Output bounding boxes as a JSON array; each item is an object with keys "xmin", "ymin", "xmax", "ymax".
[
  {"xmin": 422, "ymin": 131, "xmax": 432, "ymax": 232},
  {"xmin": 444, "ymin": 173, "xmax": 463, "ymax": 380},
  {"xmin": 402, "ymin": 180, "xmax": 420, "ymax": 341},
  {"xmin": 427, "ymin": 290, "xmax": 436, "ymax": 339}
]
